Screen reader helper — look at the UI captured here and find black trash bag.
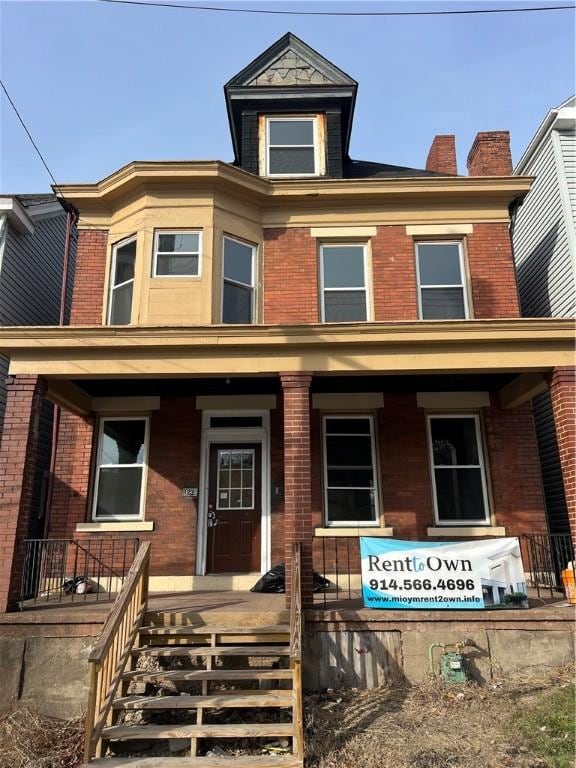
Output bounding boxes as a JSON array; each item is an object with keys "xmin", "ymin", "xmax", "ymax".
[
  {"xmin": 250, "ymin": 565, "xmax": 331, "ymax": 594},
  {"xmin": 251, "ymin": 564, "xmax": 285, "ymax": 593}
]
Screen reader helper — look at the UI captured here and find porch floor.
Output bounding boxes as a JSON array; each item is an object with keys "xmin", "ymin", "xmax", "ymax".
[{"xmin": 2, "ymin": 587, "xmax": 573, "ymax": 637}]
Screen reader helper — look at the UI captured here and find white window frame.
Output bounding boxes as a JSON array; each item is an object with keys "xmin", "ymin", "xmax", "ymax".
[
  {"xmin": 426, "ymin": 413, "xmax": 490, "ymax": 526},
  {"xmin": 319, "ymin": 242, "xmax": 370, "ymax": 323},
  {"xmin": 107, "ymin": 235, "xmax": 137, "ymax": 325},
  {"xmin": 265, "ymin": 116, "xmax": 319, "ymax": 178},
  {"xmin": 221, "ymin": 235, "xmax": 257, "ymax": 324},
  {"xmin": 415, "ymin": 241, "xmax": 469, "ymax": 320},
  {"xmin": 152, "ymin": 230, "xmax": 202, "ymax": 278},
  {"xmin": 322, "ymin": 414, "xmax": 380, "ymax": 528},
  {"xmin": 92, "ymin": 415, "xmax": 150, "ymax": 522}
]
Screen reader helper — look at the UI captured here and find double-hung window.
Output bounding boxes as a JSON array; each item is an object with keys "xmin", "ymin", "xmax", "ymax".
[
  {"xmin": 153, "ymin": 231, "xmax": 201, "ymax": 277},
  {"xmin": 427, "ymin": 414, "xmax": 490, "ymax": 525},
  {"xmin": 266, "ymin": 117, "xmax": 317, "ymax": 177},
  {"xmin": 320, "ymin": 244, "xmax": 369, "ymax": 322},
  {"xmin": 92, "ymin": 417, "xmax": 149, "ymax": 521},
  {"xmin": 222, "ymin": 236, "xmax": 256, "ymax": 324},
  {"xmin": 108, "ymin": 237, "xmax": 136, "ymax": 325},
  {"xmin": 416, "ymin": 242, "xmax": 468, "ymax": 319},
  {"xmin": 323, "ymin": 415, "xmax": 379, "ymax": 526}
]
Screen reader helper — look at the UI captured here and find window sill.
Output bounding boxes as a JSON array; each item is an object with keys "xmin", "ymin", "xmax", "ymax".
[
  {"xmin": 427, "ymin": 526, "xmax": 506, "ymax": 537},
  {"xmin": 315, "ymin": 527, "xmax": 394, "ymax": 538},
  {"xmin": 76, "ymin": 521, "xmax": 155, "ymax": 533}
]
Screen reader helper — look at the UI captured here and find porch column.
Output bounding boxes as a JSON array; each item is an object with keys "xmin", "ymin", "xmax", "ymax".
[
  {"xmin": 0, "ymin": 375, "xmax": 47, "ymax": 612},
  {"xmin": 280, "ymin": 372, "xmax": 313, "ymax": 607},
  {"xmin": 548, "ymin": 366, "xmax": 576, "ymax": 542}
]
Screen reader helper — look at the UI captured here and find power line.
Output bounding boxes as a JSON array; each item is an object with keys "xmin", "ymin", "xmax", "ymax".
[
  {"xmin": 0, "ymin": 79, "xmax": 63, "ymax": 194},
  {"xmin": 96, "ymin": 0, "xmax": 575, "ymax": 16}
]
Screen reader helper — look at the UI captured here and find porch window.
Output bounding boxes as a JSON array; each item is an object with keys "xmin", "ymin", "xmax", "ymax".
[
  {"xmin": 153, "ymin": 231, "xmax": 201, "ymax": 277},
  {"xmin": 92, "ymin": 417, "xmax": 149, "ymax": 520},
  {"xmin": 108, "ymin": 236, "xmax": 136, "ymax": 325},
  {"xmin": 320, "ymin": 244, "xmax": 369, "ymax": 322},
  {"xmin": 427, "ymin": 414, "xmax": 490, "ymax": 525},
  {"xmin": 222, "ymin": 236, "xmax": 256, "ymax": 324},
  {"xmin": 323, "ymin": 415, "xmax": 379, "ymax": 526},
  {"xmin": 416, "ymin": 242, "xmax": 468, "ymax": 320},
  {"xmin": 265, "ymin": 117, "xmax": 317, "ymax": 177}
]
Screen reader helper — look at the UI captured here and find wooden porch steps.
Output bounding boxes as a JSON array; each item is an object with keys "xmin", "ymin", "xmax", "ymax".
[
  {"xmin": 86, "ymin": 613, "xmax": 302, "ymax": 766},
  {"xmin": 87, "ymin": 757, "xmax": 302, "ymax": 767}
]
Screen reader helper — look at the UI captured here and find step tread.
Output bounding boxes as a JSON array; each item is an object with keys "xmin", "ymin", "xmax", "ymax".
[
  {"xmin": 102, "ymin": 723, "xmax": 295, "ymax": 739},
  {"xmin": 113, "ymin": 692, "xmax": 293, "ymax": 709},
  {"xmin": 123, "ymin": 669, "xmax": 293, "ymax": 682},
  {"xmin": 85, "ymin": 756, "xmax": 302, "ymax": 767},
  {"xmin": 140, "ymin": 625, "xmax": 290, "ymax": 636},
  {"xmin": 132, "ymin": 645, "xmax": 290, "ymax": 657}
]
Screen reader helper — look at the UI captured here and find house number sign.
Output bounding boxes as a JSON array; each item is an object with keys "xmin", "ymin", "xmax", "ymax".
[{"xmin": 181, "ymin": 487, "xmax": 198, "ymax": 498}]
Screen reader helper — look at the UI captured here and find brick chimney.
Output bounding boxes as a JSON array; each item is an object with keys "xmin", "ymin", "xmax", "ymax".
[
  {"xmin": 467, "ymin": 131, "xmax": 512, "ymax": 176},
  {"xmin": 426, "ymin": 135, "xmax": 457, "ymax": 175}
]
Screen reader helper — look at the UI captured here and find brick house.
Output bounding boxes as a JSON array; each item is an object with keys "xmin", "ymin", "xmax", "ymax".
[{"xmin": 0, "ymin": 33, "xmax": 573, "ymax": 612}]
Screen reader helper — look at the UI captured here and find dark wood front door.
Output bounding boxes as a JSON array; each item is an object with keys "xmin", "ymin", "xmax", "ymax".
[{"xmin": 207, "ymin": 443, "xmax": 261, "ymax": 573}]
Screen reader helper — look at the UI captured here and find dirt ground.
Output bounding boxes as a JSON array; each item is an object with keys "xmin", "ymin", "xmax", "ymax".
[
  {"xmin": 0, "ymin": 666, "xmax": 573, "ymax": 768},
  {"xmin": 305, "ymin": 667, "xmax": 575, "ymax": 768}
]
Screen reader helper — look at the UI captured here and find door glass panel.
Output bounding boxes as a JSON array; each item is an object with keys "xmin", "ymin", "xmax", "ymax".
[{"xmin": 216, "ymin": 449, "xmax": 255, "ymax": 510}]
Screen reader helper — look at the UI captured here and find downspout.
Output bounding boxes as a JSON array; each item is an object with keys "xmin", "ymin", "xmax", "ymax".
[{"xmin": 43, "ymin": 198, "xmax": 79, "ymax": 536}]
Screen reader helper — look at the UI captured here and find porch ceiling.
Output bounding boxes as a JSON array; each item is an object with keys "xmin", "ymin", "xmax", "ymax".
[{"xmin": 0, "ymin": 318, "xmax": 572, "ymax": 379}]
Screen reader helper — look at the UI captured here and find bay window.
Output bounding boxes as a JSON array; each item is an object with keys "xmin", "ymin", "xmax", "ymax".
[
  {"xmin": 153, "ymin": 231, "xmax": 201, "ymax": 277},
  {"xmin": 222, "ymin": 236, "xmax": 256, "ymax": 324},
  {"xmin": 108, "ymin": 236, "xmax": 136, "ymax": 325}
]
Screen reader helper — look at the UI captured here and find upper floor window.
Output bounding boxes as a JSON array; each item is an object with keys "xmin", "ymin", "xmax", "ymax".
[
  {"xmin": 320, "ymin": 243, "xmax": 369, "ymax": 322},
  {"xmin": 427, "ymin": 414, "xmax": 490, "ymax": 525},
  {"xmin": 266, "ymin": 117, "xmax": 318, "ymax": 177},
  {"xmin": 323, "ymin": 415, "xmax": 379, "ymax": 527},
  {"xmin": 222, "ymin": 235, "xmax": 256, "ymax": 324},
  {"xmin": 153, "ymin": 231, "xmax": 201, "ymax": 277},
  {"xmin": 108, "ymin": 236, "xmax": 136, "ymax": 325},
  {"xmin": 416, "ymin": 242, "xmax": 469, "ymax": 320}
]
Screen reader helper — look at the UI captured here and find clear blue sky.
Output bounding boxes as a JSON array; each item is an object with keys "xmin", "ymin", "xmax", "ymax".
[{"xmin": 1, "ymin": 1, "xmax": 574, "ymax": 192}]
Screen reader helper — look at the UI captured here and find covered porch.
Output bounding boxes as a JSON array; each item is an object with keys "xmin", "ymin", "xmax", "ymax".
[{"xmin": 0, "ymin": 318, "xmax": 573, "ymax": 612}]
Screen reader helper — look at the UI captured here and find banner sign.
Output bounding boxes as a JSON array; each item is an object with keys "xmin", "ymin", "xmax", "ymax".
[{"xmin": 360, "ymin": 537, "xmax": 526, "ymax": 610}]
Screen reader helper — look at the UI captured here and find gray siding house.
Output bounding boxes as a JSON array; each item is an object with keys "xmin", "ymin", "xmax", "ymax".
[
  {"xmin": 0, "ymin": 194, "xmax": 76, "ymax": 536},
  {"xmin": 512, "ymin": 96, "xmax": 576, "ymax": 534}
]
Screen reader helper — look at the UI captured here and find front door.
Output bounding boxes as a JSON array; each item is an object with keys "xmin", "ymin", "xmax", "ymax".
[{"xmin": 207, "ymin": 443, "xmax": 261, "ymax": 573}]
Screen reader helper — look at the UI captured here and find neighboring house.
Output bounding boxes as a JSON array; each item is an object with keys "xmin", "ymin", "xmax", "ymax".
[
  {"xmin": 0, "ymin": 194, "xmax": 75, "ymax": 540},
  {"xmin": 512, "ymin": 96, "xmax": 576, "ymax": 535},
  {"xmin": 0, "ymin": 33, "xmax": 573, "ymax": 612}
]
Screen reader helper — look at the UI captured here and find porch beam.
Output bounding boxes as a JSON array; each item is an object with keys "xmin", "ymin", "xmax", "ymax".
[
  {"xmin": 499, "ymin": 373, "xmax": 548, "ymax": 410},
  {"xmin": 46, "ymin": 380, "xmax": 92, "ymax": 416}
]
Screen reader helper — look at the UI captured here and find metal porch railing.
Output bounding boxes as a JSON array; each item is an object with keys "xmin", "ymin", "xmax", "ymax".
[{"xmin": 19, "ymin": 538, "xmax": 140, "ymax": 608}]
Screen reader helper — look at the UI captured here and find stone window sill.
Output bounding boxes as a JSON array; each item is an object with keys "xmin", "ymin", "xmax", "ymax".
[
  {"xmin": 427, "ymin": 526, "xmax": 506, "ymax": 537},
  {"xmin": 315, "ymin": 527, "xmax": 394, "ymax": 538},
  {"xmin": 76, "ymin": 521, "xmax": 155, "ymax": 533}
]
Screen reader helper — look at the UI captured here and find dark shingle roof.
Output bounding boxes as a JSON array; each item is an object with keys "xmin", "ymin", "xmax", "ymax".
[
  {"xmin": 344, "ymin": 158, "xmax": 451, "ymax": 179},
  {"xmin": 15, "ymin": 193, "xmax": 59, "ymax": 208}
]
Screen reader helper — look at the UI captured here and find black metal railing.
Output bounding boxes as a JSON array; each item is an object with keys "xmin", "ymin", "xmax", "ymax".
[
  {"xmin": 19, "ymin": 538, "xmax": 140, "ymax": 609},
  {"xmin": 521, "ymin": 533, "xmax": 575, "ymax": 598},
  {"xmin": 315, "ymin": 533, "xmax": 576, "ymax": 608}
]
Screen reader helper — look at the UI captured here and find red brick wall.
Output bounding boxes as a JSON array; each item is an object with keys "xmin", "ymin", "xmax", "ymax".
[
  {"xmin": 0, "ymin": 376, "xmax": 46, "ymax": 612},
  {"xmin": 548, "ymin": 367, "xmax": 576, "ymax": 541},
  {"xmin": 372, "ymin": 226, "xmax": 419, "ymax": 320},
  {"xmin": 467, "ymin": 224, "xmax": 520, "ymax": 318},
  {"xmin": 70, "ymin": 229, "xmax": 108, "ymax": 325},
  {"xmin": 263, "ymin": 228, "xmax": 319, "ymax": 324},
  {"xmin": 484, "ymin": 396, "xmax": 547, "ymax": 537},
  {"xmin": 49, "ymin": 399, "xmax": 202, "ymax": 577}
]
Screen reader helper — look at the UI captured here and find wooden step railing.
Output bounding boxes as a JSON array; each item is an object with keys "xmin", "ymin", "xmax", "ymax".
[
  {"xmin": 290, "ymin": 540, "xmax": 304, "ymax": 763},
  {"xmin": 84, "ymin": 541, "xmax": 151, "ymax": 762}
]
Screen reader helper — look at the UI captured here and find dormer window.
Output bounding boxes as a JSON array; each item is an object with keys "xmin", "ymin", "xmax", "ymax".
[{"xmin": 265, "ymin": 116, "xmax": 318, "ymax": 177}]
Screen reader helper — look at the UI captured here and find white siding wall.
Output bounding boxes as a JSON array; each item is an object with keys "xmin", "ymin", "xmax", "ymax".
[
  {"xmin": 558, "ymin": 130, "xmax": 576, "ymax": 230},
  {"xmin": 513, "ymin": 132, "xmax": 576, "ymax": 318}
]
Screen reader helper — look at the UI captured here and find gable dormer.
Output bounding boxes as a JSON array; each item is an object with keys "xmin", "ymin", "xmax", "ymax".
[{"xmin": 224, "ymin": 32, "xmax": 357, "ymax": 179}]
